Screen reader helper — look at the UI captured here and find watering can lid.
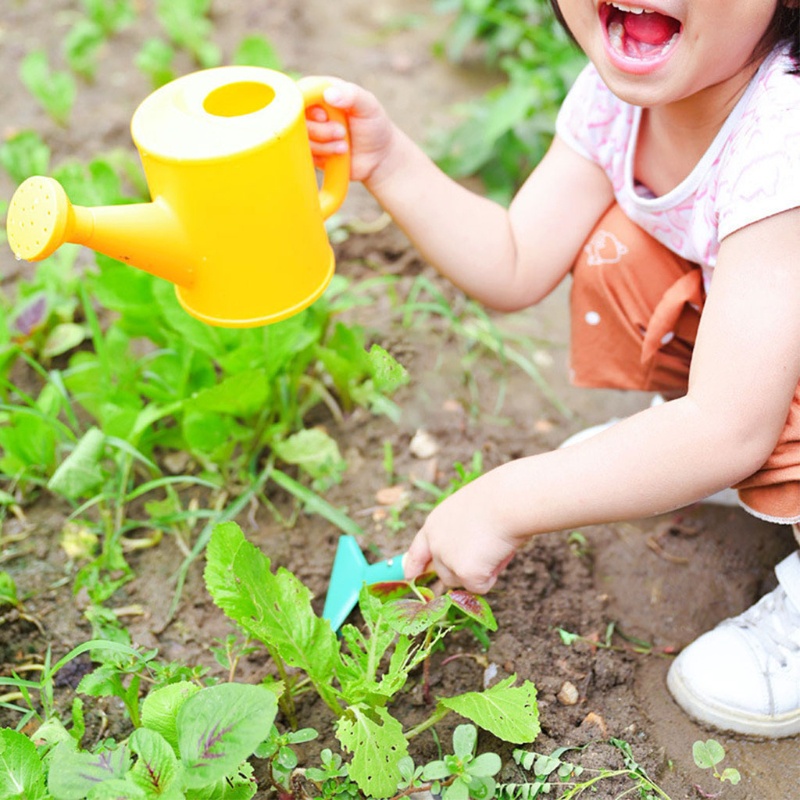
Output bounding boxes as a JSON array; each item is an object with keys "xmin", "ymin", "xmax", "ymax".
[{"xmin": 130, "ymin": 66, "xmax": 303, "ymax": 163}]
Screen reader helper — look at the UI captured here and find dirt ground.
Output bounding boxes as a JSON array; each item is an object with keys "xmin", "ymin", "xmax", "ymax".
[{"xmin": 2, "ymin": 1, "xmax": 799, "ymax": 799}]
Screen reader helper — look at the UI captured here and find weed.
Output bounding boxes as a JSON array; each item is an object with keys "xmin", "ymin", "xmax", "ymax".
[
  {"xmin": 692, "ymin": 739, "xmax": 741, "ymax": 786},
  {"xmin": 430, "ymin": 0, "xmax": 586, "ymax": 203},
  {"xmin": 19, "ymin": 51, "xmax": 77, "ymax": 126},
  {"xmin": 501, "ymin": 738, "xmax": 674, "ymax": 799},
  {"xmin": 204, "ymin": 521, "xmax": 540, "ymax": 797}
]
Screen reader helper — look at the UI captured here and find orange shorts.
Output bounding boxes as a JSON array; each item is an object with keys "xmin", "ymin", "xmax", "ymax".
[{"xmin": 569, "ymin": 204, "xmax": 800, "ymax": 524}]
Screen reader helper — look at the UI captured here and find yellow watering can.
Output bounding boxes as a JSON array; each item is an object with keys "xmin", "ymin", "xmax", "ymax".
[{"xmin": 6, "ymin": 67, "xmax": 350, "ymax": 327}]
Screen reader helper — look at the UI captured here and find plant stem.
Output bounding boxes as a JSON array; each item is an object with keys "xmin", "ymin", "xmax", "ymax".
[{"xmin": 403, "ymin": 706, "xmax": 450, "ymax": 740}]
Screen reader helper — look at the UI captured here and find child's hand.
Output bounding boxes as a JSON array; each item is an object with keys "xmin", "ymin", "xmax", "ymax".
[
  {"xmin": 403, "ymin": 477, "xmax": 520, "ymax": 594},
  {"xmin": 306, "ymin": 80, "xmax": 396, "ymax": 184}
]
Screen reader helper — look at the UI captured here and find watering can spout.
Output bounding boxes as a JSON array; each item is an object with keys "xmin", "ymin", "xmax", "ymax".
[
  {"xmin": 7, "ymin": 176, "xmax": 194, "ymax": 288},
  {"xmin": 322, "ymin": 536, "xmax": 406, "ymax": 632},
  {"xmin": 5, "ymin": 66, "xmax": 351, "ymax": 329}
]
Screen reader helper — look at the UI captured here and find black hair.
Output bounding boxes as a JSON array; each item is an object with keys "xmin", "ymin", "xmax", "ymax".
[{"xmin": 549, "ymin": 1, "xmax": 800, "ymax": 71}]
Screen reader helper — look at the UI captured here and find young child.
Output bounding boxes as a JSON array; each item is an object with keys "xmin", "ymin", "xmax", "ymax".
[{"xmin": 306, "ymin": 1, "xmax": 800, "ymax": 738}]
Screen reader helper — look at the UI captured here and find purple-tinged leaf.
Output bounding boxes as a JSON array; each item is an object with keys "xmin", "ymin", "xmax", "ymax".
[
  {"xmin": 47, "ymin": 741, "xmax": 132, "ymax": 799},
  {"xmin": 367, "ymin": 580, "xmax": 414, "ymax": 601},
  {"xmin": 11, "ymin": 293, "xmax": 48, "ymax": 337},
  {"xmin": 447, "ymin": 590, "xmax": 497, "ymax": 631},
  {"xmin": 385, "ymin": 596, "xmax": 450, "ymax": 636},
  {"xmin": 177, "ymin": 682, "xmax": 277, "ymax": 789}
]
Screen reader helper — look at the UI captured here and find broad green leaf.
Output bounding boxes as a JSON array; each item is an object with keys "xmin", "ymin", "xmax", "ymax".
[
  {"xmin": 47, "ymin": 427, "xmax": 106, "ymax": 500},
  {"xmin": 141, "ymin": 681, "xmax": 200, "ymax": 752},
  {"xmin": 692, "ymin": 739, "xmax": 726, "ymax": 770},
  {"xmin": 182, "ymin": 410, "xmax": 235, "ymax": 455},
  {"xmin": 367, "ymin": 344, "xmax": 409, "ymax": 394},
  {"xmin": 182, "ymin": 763, "xmax": 255, "ymax": 800},
  {"xmin": 177, "ymin": 682, "xmax": 276, "ymax": 789},
  {"xmin": 129, "ymin": 728, "xmax": 183, "ymax": 797},
  {"xmin": 0, "ymin": 728, "xmax": 48, "ymax": 800},
  {"xmin": 439, "ymin": 676, "xmax": 540, "ymax": 744},
  {"xmin": 336, "ymin": 706, "xmax": 409, "ymax": 798},
  {"xmin": 187, "ymin": 370, "xmax": 269, "ymax": 417},
  {"xmin": 204, "ymin": 523, "xmax": 340, "ymax": 690},
  {"xmin": 0, "ymin": 130, "xmax": 50, "ymax": 185},
  {"xmin": 232, "ymin": 35, "xmax": 281, "ymax": 69},
  {"xmin": 271, "ymin": 428, "xmax": 346, "ymax": 490},
  {"xmin": 48, "ymin": 742, "xmax": 132, "ymax": 800},
  {"xmin": 87, "ymin": 778, "xmax": 146, "ymax": 800}
]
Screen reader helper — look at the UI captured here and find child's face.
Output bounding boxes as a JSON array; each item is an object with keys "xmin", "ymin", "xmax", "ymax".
[{"xmin": 559, "ymin": 1, "xmax": 780, "ymax": 110}]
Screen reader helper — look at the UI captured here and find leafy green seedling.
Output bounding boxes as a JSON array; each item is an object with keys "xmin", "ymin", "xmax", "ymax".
[
  {"xmin": 80, "ymin": 0, "xmax": 136, "ymax": 35},
  {"xmin": 155, "ymin": 0, "xmax": 221, "ymax": 67},
  {"xmin": 19, "ymin": 51, "xmax": 77, "ymax": 126},
  {"xmin": 692, "ymin": 739, "xmax": 742, "ymax": 785},
  {"xmin": 135, "ymin": 37, "xmax": 176, "ymax": 88},
  {"xmin": 63, "ymin": 20, "xmax": 106, "ymax": 80},
  {"xmin": 422, "ymin": 724, "xmax": 502, "ymax": 800},
  {"xmin": 256, "ymin": 725, "xmax": 319, "ymax": 792},
  {"xmin": 0, "ymin": 130, "xmax": 50, "ymax": 185},
  {"xmin": 232, "ymin": 34, "xmax": 282, "ymax": 69},
  {"xmin": 204, "ymin": 522, "xmax": 540, "ymax": 797}
]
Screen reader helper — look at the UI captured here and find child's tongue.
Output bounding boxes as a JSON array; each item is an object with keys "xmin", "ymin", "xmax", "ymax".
[{"xmin": 622, "ymin": 10, "xmax": 680, "ymax": 45}]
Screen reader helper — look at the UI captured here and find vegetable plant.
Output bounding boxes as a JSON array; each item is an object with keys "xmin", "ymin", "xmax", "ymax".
[
  {"xmin": 430, "ymin": 0, "xmax": 586, "ymax": 203},
  {"xmin": 19, "ymin": 51, "xmax": 77, "ymax": 126},
  {"xmin": 204, "ymin": 521, "xmax": 541, "ymax": 798}
]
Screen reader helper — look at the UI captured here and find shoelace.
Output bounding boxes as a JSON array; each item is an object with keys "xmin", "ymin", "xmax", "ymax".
[{"xmin": 728, "ymin": 587, "xmax": 800, "ymax": 668}]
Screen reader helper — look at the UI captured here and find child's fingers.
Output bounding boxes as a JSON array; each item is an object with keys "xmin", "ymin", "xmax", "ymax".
[
  {"xmin": 306, "ymin": 118, "xmax": 348, "ymax": 143},
  {"xmin": 404, "ymin": 534, "xmax": 432, "ymax": 581},
  {"xmin": 306, "ymin": 105, "xmax": 329, "ymax": 123}
]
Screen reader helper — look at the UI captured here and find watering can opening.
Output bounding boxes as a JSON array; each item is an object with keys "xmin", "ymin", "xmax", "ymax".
[{"xmin": 203, "ymin": 81, "xmax": 276, "ymax": 118}]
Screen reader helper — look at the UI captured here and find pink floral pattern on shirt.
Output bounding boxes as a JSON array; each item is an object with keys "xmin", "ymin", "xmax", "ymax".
[{"xmin": 556, "ymin": 46, "xmax": 800, "ymax": 287}]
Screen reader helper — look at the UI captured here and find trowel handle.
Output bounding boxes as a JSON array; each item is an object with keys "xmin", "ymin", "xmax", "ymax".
[
  {"xmin": 299, "ymin": 76, "xmax": 351, "ymax": 219},
  {"xmin": 364, "ymin": 552, "xmax": 407, "ymax": 584}
]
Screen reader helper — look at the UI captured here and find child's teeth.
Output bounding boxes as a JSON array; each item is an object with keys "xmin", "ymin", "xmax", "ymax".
[{"xmin": 610, "ymin": 3, "xmax": 654, "ymax": 13}]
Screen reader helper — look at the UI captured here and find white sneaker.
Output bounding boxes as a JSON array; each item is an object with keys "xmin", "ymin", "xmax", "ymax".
[{"xmin": 666, "ymin": 551, "xmax": 800, "ymax": 738}]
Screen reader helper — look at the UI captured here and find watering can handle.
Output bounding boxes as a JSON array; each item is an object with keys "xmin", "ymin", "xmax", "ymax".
[{"xmin": 299, "ymin": 77, "xmax": 351, "ymax": 220}]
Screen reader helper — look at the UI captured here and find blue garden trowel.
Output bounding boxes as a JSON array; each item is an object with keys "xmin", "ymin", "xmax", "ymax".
[{"xmin": 322, "ymin": 535, "xmax": 406, "ymax": 631}]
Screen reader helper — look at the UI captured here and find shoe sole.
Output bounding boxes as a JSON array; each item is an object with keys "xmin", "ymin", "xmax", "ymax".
[{"xmin": 667, "ymin": 663, "xmax": 800, "ymax": 738}]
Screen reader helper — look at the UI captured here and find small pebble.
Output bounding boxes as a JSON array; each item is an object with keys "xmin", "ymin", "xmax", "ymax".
[
  {"xmin": 557, "ymin": 681, "xmax": 579, "ymax": 706},
  {"xmin": 409, "ymin": 428, "xmax": 439, "ymax": 459}
]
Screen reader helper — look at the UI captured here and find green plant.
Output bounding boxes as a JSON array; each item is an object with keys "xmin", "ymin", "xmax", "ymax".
[
  {"xmin": 204, "ymin": 521, "xmax": 541, "ymax": 797},
  {"xmin": 0, "ymin": 681, "xmax": 277, "ymax": 800},
  {"xmin": 419, "ymin": 723, "xmax": 502, "ymax": 799},
  {"xmin": 692, "ymin": 739, "xmax": 741, "ymax": 786},
  {"xmin": 19, "ymin": 51, "xmax": 77, "ymax": 126},
  {"xmin": 499, "ymin": 739, "xmax": 674, "ymax": 799},
  {"xmin": 155, "ymin": 0, "xmax": 221, "ymax": 67},
  {"xmin": 135, "ymin": 37, "xmax": 177, "ymax": 88},
  {"xmin": 399, "ymin": 275, "xmax": 568, "ymax": 417},
  {"xmin": 431, "ymin": 0, "xmax": 586, "ymax": 203}
]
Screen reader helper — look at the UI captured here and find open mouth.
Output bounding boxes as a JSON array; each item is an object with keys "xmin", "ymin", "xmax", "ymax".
[{"xmin": 600, "ymin": 2, "xmax": 682, "ymax": 62}]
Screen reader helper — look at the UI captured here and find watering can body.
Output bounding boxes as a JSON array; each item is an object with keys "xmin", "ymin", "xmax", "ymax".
[{"xmin": 7, "ymin": 67, "xmax": 350, "ymax": 328}]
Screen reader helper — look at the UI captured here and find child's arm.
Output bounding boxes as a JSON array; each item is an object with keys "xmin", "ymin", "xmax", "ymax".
[
  {"xmin": 402, "ymin": 207, "xmax": 800, "ymax": 593},
  {"xmin": 307, "ymin": 81, "xmax": 614, "ymax": 310}
]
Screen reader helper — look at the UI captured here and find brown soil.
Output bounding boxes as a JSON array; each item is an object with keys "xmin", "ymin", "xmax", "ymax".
[{"xmin": 2, "ymin": 2, "xmax": 799, "ymax": 799}]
